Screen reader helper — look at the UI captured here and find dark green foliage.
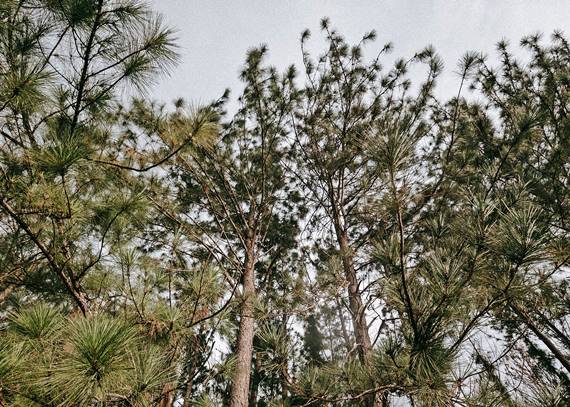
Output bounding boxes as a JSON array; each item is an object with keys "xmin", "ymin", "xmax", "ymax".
[{"xmin": 303, "ymin": 315, "xmax": 325, "ymax": 365}]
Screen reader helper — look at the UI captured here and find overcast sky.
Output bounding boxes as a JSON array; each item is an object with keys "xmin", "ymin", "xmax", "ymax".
[{"xmin": 148, "ymin": 1, "xmax": 570, "ymax": 105}]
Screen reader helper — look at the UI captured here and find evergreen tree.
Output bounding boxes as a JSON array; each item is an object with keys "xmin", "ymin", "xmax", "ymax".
[
  {"xmin": 1, "ymin": 3, "xmax": 569, "ymax": 405},
  {"xmin": 0, "ymin": 0, "xmax": 181, "ymax": 314},
  {"xmin": 170, "ymin": 48, "xmax": 300, "ymax": 406}
]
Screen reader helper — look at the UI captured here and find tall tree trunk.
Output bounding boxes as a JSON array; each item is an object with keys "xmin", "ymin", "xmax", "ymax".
[
  {"xmin": 332, "ymin": 211, "xmax": 380, "ymax": 406},
  {"xmin": 229, "ymin": 241, "xmax": 257, "ymax": 407},
  {"xmin": 328, "ymin": 186, "xmax": 373, "ymax": 362},
  {"xmin": 336, "ymin": 229, "xmax": 373, "ymax": 362}
]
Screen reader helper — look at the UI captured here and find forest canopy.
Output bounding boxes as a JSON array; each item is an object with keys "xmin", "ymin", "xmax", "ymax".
[{"xmin": 0, "ymin": 1, "xmax": 569, "ymax": 406}]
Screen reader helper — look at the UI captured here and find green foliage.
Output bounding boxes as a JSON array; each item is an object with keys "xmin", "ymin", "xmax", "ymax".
[
  {"xmin": 2, "ymin": 307, "xmax": 174, "ymax": 406},
  {"xmin": 9, "ymin": 303, "xmax": 63, "ymax": 339},
  {"xmin": 0, "ymin": 2, "xmax": 569, "ymax": 405}
]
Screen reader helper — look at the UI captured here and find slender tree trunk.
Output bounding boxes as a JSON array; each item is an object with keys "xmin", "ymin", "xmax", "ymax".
[
  {"xmin": 281, "ymin": 365, "xmax": 290, "ymax": 405},
  {"xmin": 333, "ymin": 213, "xmax": 381, "ymax": 406},
  {"xmin": 534, "ymin": 309, "xmax": 570, "ymax": 348},
  {"xmin": 280, "ymin": 314, "xmax": 290, "ymax": 405},
  {"xmin": 327, "ymin": 182, "xmax": 373, "ymax": 362},
  {"xmin": 336, "ymin": 229, "xmax": 373, "ymax": 362},
  {"xmin": 230, "ymin": 241, "xmax": 257, "ymax": 407}
]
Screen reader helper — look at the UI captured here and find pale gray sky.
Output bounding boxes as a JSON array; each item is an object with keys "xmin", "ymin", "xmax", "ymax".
[{"xmin": 149, "ymin": 0, "xmax": 570, "ymax": 104}]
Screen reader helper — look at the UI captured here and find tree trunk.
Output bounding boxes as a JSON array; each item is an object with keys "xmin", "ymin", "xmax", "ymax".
[
  {"xmin": 333, "ymin": 217, "xmax": 380, "ymax": 406},
  {"xmin": 249, "ymin": 354, "xmax": 261, "ymax": 407},
  {"xmin": 229, "ymin": 242, "xmax": 257, "ymax": 407},
  {"xmin": 336, "ymin": 230, "xmax": 373, "ymax": 362}
]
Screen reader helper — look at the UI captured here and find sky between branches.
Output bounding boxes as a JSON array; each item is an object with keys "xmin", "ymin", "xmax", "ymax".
[{"xmin": 149, "ymin": 0, "xmax": 569, "ymax": 106}]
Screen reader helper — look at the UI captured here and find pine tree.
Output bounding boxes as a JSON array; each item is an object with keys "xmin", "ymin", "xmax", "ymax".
[
  {"xmin": 170, "ymin": 48, "xmax": 300, "ymax": 406},
  {"xmin": 0, "ymin": 0, "xmax": 181, "ymax": 314},
  {"xmin": 1, "ymin": 3, "xmax": 569, "ymax": 405},
  {"xmin": 0, "ymin": 1, "xmax": 207, "ymax": 405}
]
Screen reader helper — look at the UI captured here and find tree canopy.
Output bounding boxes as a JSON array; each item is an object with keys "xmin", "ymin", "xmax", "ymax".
[{"xmin": 0, "ymin": 2, "xmax": 569, "ymax": 406}]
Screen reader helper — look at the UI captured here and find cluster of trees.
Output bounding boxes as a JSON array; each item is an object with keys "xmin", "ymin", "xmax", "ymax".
[{"xmin": 0, "ymin": 1, "xmax": 569, "ymax": 406}]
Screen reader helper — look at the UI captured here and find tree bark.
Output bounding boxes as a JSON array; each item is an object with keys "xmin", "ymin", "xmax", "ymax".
[
  {"xmin": 332, "ymin": 210, "xmax": 380, "ymax": 406},
  {"xmin": 336, "ymin": 229, "xmax": 373, "ymax": 362},
  {"xmin": 229, "ymin": 241, "xmax": 257, "ymax": 407},
  {"xmin": 182, "ymin": 375, "xmax": 193, "ymax": 407}
]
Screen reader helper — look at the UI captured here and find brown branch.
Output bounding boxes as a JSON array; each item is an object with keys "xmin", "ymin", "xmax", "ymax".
[{"xmin": 0, "ymin": 197, "xmax": 88, "ymax": 314}]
